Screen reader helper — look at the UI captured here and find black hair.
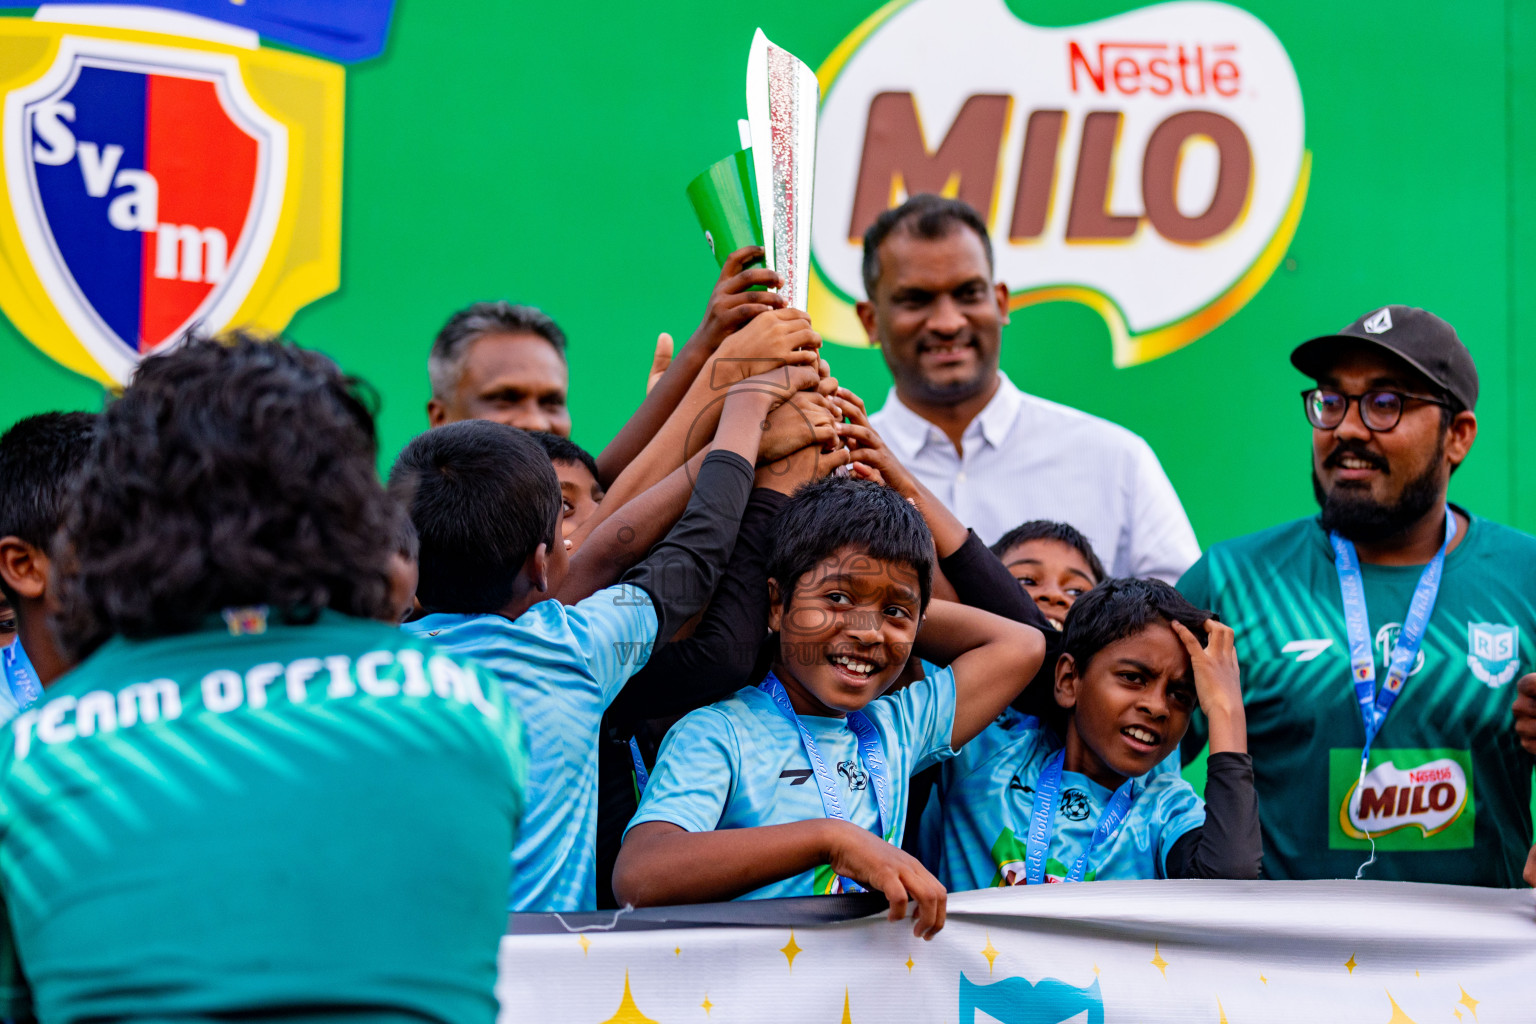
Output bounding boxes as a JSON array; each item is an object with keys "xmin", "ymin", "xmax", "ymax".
[
  {"xmin": 0, "ymin": 412, "xmax": 96, "ymax": 606},
  {"xmin": 990, "ymin": 520, "xmax": 1106, "ymax": 584},
  {"xmin": 428, "ymin": 301, "xmax": 567, "ymax": 400},
  {"xmin": 861, "ymin": 194, "xmax": 994, "ymax": 298},
  {"xmin": 53, "ymin": 334, "xmax": 396, "ymax": 658},
  {"xmin": 1061, "ymin": 578, "xmax": 1213, "ymax": 671},
  {"xmin": 389, "ymin": 419, "xmax": 561, "ymax": 614},
  {"xmin": 527, "ymin": 429, "xmax": 600, "ymax": 485},
  {"xmin": 768, "ymin": 475, "xmax": 934, "ymax": 613}
]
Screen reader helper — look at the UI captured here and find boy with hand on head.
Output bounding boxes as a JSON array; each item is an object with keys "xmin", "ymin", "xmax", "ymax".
[
  {"xmin": 932, "ymin": 579, "xmax": 1259, "ymax": 888},
  {"xmin": 614, "ymin": 476, "xmax": 1046, "ymax": 937},
  {"xmin": 991, "ymin": 521, "xmax": 1105, "ymax": 630},
  {"xmin": 396, "ymin": 362, "xmax": 824, "ymax": 913}
]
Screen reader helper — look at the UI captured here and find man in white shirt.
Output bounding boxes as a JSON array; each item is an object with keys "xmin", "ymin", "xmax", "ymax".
[{"xmin": 860, "ymin": 195, "xmax": 1199, "ymax": 583}]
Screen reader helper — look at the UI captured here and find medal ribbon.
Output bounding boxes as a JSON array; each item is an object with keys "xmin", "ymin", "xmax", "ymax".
[
  {"xmin": 1, "ymin": 640, "xmax": 38, "ymax": 710},
  {"xmin": 1330, "ymin": 510, "xmax": 1454, "ymax": 760},
  {"xmin": 1023, "ymin": 749, "xmax": 1137, "ymax": 885},
  {"xmin": 759, "ymin": 672, "xmax": 891, "ymax": 894}
]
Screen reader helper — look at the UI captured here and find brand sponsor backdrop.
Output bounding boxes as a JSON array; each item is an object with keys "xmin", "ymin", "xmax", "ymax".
[{"xmin": 1, "ymin": 0, "xmax": 1534, "ymax": 547}]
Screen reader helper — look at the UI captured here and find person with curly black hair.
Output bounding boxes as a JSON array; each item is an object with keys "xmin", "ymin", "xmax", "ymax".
[{"xmin": 0, "ymin": 334, "xmax": 528, "ymax": 1024}]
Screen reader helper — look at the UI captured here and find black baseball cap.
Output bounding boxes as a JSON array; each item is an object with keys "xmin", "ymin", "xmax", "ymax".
[{"xmin": 1290, "ymin": 305, "xmax": 1478, "ymax": 412}]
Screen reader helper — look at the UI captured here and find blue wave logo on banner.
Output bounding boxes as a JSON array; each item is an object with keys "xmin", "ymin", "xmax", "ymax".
[{"xmin": 959, "ymin": 972, "xmax": 1105, "ymax": 1024}]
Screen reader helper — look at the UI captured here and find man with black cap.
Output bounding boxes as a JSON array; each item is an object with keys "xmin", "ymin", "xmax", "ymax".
[{"xmin": 1178, "ymin": 305, "xmax": 1535, "ymax": 886}]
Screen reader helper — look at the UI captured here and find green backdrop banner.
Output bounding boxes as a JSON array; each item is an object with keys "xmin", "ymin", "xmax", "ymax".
[{"xmin": 1, "ymin": 0, "xmax": 1534, "ymax": 551}]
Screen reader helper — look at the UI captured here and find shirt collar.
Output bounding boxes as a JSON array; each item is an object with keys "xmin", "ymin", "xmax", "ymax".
[{"xmin": 879, "ymin": 371, "xmax": 1023, "ymax": 458}]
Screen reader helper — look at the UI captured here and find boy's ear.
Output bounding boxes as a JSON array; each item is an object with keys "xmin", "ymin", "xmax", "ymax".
[
  {"xmin": 0, "ymin": 538, "xmax": 47, "ymax": 602},
  {"xmin": 1053, "ymin": 652, "xmax": 1080, "ymax": 710},
  {"xmin": 766, "ymin": 579, "xmax": 783, "ymax": 632},
  {"xmin": 527, "ymin": 543, "xmax": 551, "ymax": 594}
]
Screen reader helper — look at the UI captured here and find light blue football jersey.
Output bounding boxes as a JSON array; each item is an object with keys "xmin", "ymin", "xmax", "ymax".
[
  {"xmin": 934, "ymin": 712, "xmax": 1205, "ymax": 890},
  {"xmin": 627, "ymin": 666, "xmax": 957, "ymax": 900},
  {"xmin": 407, "ymin": 584, "xmax": 656, "ymax": 912}
]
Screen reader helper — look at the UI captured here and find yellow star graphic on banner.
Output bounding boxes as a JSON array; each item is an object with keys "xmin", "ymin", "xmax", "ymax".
[
  {"xmin": 674, "ymin": 947, "xmax": 680, "ymax": 957},
  {"xmin": 1344, "ymin": 953, "xmax": 1357, "ymax": 974},
  {"xmin": 578, "ymin": 935, "xmax": 592, "ymax": 957},
  {"xmin": 781, "ymin": 931, "xmax": 803, "ymax": 970},
  {"xmin": 1383, "ymin": 991, "xmax": 1418, "ymax": 1024},
  {"xmin": 905, "ymin": 957, "xmax": 913, "ymax": 972},
  {"xmin": 839, "ymin": 989, "xmax": 853, "ymax": 1024},
  {"xmin": 701, "ymin": 994, "xmax": 713, "ymax": 1016},
  {"xmin": 1259, "ymin": 974, "xmax": 1268, "ymax": 985},
  {"xmin": 1454, "ymin": 1011, "xmax": 1462, "ymax": 1022},
  {"xmin": 1093, "ymin": 964, "xmax": 1101, "ymax": 976},
  {"xmin": 1457, "ymin": 986, "xmax": 1480, "ymax": 1020},
  {"xmin": 601, "ymin": 972, "xmax": 659, "ymax": 1024},
  {"xmin": 1150, "ymin": 944, "xmax": 1169, "ymax": 979},
  {"xmin": 981, "ymin": 935, "xmax": 1000, "ymax": 973},
  {"xmin": 1217, "ymin": 997, "xmax": 1228, "ymax": 1024}
]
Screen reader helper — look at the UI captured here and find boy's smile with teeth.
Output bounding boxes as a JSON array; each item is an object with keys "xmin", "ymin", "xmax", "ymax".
[{"xmin": 769, "ymin": 544, "xmax": 923, "ymax": 717}]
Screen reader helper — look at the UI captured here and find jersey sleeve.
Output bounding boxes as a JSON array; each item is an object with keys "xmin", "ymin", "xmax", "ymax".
[
  {"xmin": 567, "ymin": 584, "xmax": 660, "ymax": 707},
  {"xmin": 625, "ymin": 708, "xmax": 737, "ymax": 837},
  {"xmin": 1149, "ymin": 775, "xmax": 1209, "ymax": 878},
  {"xmin": 880, "ymin": 665, "xmax": 959, "ymax": 773}
]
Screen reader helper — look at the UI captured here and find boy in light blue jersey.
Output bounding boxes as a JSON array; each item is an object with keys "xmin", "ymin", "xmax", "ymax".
[
  {"xmin": 933, "ymin": 579, "xmax": 1261, "ymax": 889},
  {"xmin": 616, "ymin": 476, "xmax": 1046, "ymax": 938},
  {"xmin": 395, "ymin": 357, "xmax": 820, "ymax": 913}
]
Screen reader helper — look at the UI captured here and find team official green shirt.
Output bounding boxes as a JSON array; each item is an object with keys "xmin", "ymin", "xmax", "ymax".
[
  {"xmin": 0, "ymin": 611, "xmax": 528, "ymax": 1024},
  {"xmin": 1179, "ymin": 510, "xmax": 1535, "ymax": 886}
]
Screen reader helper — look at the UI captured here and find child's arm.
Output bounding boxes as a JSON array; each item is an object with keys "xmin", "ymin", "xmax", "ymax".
[
  {"xmin": 572, "ymin": 308, "xmax": 820, "ymax": 547},
  {"xmin": 615, "ymin": 820, "xmax": 946, "ymax": 939},
  {"xmin": 912, "ymin": 601, "xmax": 1046, "ymax": 749},
  {"xmin": 594, "ymin": 248, "xmax": 784, "ymax": 486},
  {"xmin": 604, "ymin": 488, "xmax": 787, "ymax": 727},
  {"xmin": 619, "ymin": 364, "xmax": 835, "ymax": 644},
  {"xmin": 1163, "ymin": 619, "xmax": 1260, "ymax": 879}
]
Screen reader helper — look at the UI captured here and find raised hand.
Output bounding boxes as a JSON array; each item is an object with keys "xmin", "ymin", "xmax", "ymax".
[
  {"xmin": 710, "ymin": 307, "xmax": 821, "ymax": 387},
  {"xmin": 758, "ymin": 388, "xmax": 843, "ymax": 465},
  {"xmin": 1171, "ymin": 618, "xmax": 1246, "ymax": 755},
  {"xmin": 646, "ymin": 333, "xmax": 674, "ymax": 395},
  {"xmin": 689, "ymin": 246, "xmax": 788, "ymax": 354},
  {"xmin": 824, "ymin": 819, "xmax": 948, "ymax": 939}
]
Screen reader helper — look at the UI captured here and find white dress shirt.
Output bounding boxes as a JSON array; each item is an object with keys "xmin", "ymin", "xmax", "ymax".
[{"xmin": 869, "ymin": 372, "xmax": 1200, "ymax": 583}]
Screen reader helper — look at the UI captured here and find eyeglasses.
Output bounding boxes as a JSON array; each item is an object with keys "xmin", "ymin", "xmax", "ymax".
[{"xmin": 1301, "ymin": 388, "xmax": 1450, "ymax": 432}]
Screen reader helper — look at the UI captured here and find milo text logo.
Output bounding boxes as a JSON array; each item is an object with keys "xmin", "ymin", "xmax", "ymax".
[
  {"xmin": 809, "ymin": 0, "xmax": 1308, "ymax": 365},
  {"xmin": 1328, "ymin": 749, "xmax": 1475, "ymax": 851}
]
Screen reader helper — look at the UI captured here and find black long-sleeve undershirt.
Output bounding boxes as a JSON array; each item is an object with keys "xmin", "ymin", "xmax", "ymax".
[{"xmin": 1164, "ymin": 752, "xmax": 1262, "ymax": 879}]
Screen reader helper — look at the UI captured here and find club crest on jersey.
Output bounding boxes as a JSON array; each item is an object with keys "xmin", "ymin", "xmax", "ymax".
[
  {"xmin": 1466, "ymin": 622, "xmax": 1519, "ymax": 687},
  {"xmin": 0, "ymin": 14, "xmax": 343, "ymax": 385}
]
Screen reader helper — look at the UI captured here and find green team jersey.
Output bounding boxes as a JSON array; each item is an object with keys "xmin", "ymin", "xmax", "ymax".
[
  {"xmin": 1179, "ymin": 510, "xmax": 1536, "ymax": 886},
  {"xmin": 0, "ymin": 610, "xmax": 527, "ymax": 1024}
]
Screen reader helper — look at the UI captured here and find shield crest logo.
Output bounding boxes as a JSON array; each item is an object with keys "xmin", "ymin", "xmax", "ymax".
[
  {"xmin": 1467, "ymin": 622, "xmax": 1519, "ymax": 687},
  {"xmin": 6, "ymin": 38, "xmax": 283, "ymax": 381},
  {"xmin": 0, "ymin": 15, "xmax": 343, "ymax": 386}
]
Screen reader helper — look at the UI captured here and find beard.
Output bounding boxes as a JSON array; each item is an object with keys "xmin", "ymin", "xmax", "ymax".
[{"xmin": 1312, "ymin": 436, "xmax": 1447, "ymax": 543}]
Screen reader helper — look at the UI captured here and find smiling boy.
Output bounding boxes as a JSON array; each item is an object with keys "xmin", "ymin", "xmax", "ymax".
[
  {"xmin": 614, "ymin": 476, "xmax": 1044, "ymax": 937},
  {"xmin": 933, "ymin": 579, "xmax": 1259, "ymax": 887}
]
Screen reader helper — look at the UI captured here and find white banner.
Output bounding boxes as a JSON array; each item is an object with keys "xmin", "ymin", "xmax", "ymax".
[{"xmin": 498, "ymin": 881, "xmax": 1535, "ymax": 1022}]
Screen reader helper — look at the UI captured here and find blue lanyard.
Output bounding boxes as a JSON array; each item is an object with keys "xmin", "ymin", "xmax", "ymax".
[
  {"xmin": 1330, "ymin": 510, "xmax": 1454, "ymax": 760},
  {"xmin": 1024, "ymin": 749, "xmax": 1137, "ymax": 884},
  {"xmin": 628, "ymin": 735, "xmax": 650, "ymax": 796},
  {"xmin": 759, "ymin": 672, "xmax": 891, "ymax": 893},
  {"xmin": 1, "ymin": 640, "xmax": 39, "ymax": 710}
]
